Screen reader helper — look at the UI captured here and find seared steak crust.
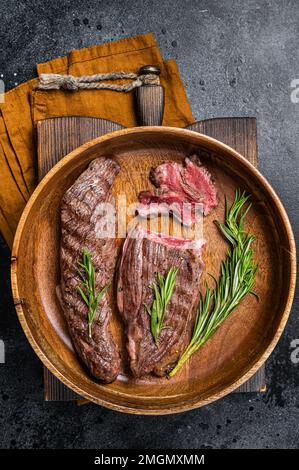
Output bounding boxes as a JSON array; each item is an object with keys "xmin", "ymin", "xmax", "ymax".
[
  {"xmin": 60, "ymin": 157, "xmax": 121, "ymax": 383},
  {"xmin": 117, "ymin": 225, "xmax": 205, "ymax": 377}
]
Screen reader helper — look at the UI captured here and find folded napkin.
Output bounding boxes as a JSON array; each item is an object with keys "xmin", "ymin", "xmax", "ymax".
[{"xmin": 0, "ymin": 33, "xmax": 194, "ymax": 248}]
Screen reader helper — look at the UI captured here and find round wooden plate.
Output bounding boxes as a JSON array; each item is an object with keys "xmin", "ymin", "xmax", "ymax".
[{"xmin": 11, "ymin": 127, "xmax": 296, "ymax": 414}]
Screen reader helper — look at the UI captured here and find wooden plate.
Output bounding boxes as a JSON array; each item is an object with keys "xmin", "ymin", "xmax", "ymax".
[{"xmin": 11, "ymin": 127, "xmax": 296, "ymax": 414}]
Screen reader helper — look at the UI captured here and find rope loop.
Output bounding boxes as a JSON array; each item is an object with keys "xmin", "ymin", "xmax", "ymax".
[{"xmin": 34, "ymin": 70, "xmax": 160, "ymax": 92}]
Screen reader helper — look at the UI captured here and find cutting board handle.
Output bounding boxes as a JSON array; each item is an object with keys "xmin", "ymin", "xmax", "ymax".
[{"xmin": 135, "ymin": 65, "xmax": 165, "ymax": 126}]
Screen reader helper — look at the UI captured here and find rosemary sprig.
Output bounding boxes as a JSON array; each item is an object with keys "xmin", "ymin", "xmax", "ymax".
[
  {"xmin": 76, "ymin": 248, "xmax": 110, "ymax": 339},
  {"xmin": 169, "ymin": 189, "xmax": 258, "ymax": 377},
  {"xmin": 144, "ymin": 267, "xmax": 179, "ymax": 345}
]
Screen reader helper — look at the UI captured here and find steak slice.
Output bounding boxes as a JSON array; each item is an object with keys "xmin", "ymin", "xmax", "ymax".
[
  {"xmin": 137, "ymin": 190, "xmax": 200, "ymax": 226},
  {"xmin": 117, "ymin": 225, "xmax": 205, "ymax": 377},
  {"xmin": 59, "ymin": 157, "xmax": 121, "ymax": 383},
  {"xmin": 138, "ymin": 155, "xmax": 217, "ymax": 225}
]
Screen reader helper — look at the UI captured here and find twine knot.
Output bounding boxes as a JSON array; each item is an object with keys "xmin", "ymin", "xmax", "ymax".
[
  {"xmin": 61, "ymin": 75, "xmax": 79, "ymax": 91},
  {"xmin": 140, "ymin": 74, "xmax": 159, "ymax": 86}
]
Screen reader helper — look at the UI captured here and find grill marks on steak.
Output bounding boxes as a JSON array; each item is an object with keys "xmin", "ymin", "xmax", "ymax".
[
  {"xmin": 60, "ymin": 158, "xmax": 121, "ymax": 383},
  {"xmin": 117, "ymin": 225, "xmax": 205, "ymax": 378},
  {"xmin": 138, "ymin": 155, "xmax": 217, "ymax": 225}
]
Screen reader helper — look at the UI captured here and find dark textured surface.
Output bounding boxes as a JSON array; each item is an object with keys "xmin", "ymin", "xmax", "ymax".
[{"xmin": 0, "ymin": 0, "xmax": 298, "ymax": 449}]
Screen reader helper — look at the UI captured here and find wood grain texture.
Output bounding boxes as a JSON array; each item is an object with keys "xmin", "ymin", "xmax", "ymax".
[
  {"xmin": 37, "ymin": 116, "xmax": 124, "ymax": 180},
  {"xmin": 135, "ymin": 85, "xmax": 164, "ymax": 126},
  {"xmin": 39, "ymin": 116, "xmax": 263, "ymax": 401},
  {"xmin": 188, "ymin": 118, "xmax": 257, "ymax": 166},
  {"xmin": 43, "ymin": 351, "xmax": 266, "ymax": 401},
  {"xmin": 38, "ymin": 116, "xmax": 124, "ymax": 401},
  {"xmin": 11, "ymin": 126, "xmax": 296, "ymax": 414},
  {"xmin": 44, "ymin": 367, "xmax": 80, "ymax": 401},
  {"xmin": 188, "ymin": 118, "xmax": 264, "ymax": 394}
]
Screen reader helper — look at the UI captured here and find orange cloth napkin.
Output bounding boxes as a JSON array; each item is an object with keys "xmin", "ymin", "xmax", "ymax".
[{"xmin": 0, "ymin": 33, "xmax": 194, "ymax": 248}]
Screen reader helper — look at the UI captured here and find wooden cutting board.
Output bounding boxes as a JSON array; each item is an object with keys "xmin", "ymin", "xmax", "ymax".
[{"xmin": 37, "ymin": 116, "xmax": 266, "ymax": 401}]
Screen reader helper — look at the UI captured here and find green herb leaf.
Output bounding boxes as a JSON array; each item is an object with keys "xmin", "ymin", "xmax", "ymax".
[
  {"xmin": 76, "ymin": 248, "xmax": 110, "ymax": 339},
  {"xmin": 144, "ymin": 267, "xmax": 179, "ymax": 346},
  {"xmin": 169, "ymin": 189, "xmax": 258, "ymax": 377}
]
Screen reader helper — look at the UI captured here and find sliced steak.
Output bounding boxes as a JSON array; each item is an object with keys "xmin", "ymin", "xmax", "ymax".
[
  {"xmin": 117, "ymin": 225, "xmax": 205, "ymax": 378},
  {"xmin": 60, "ymin": 157, "xmax": 121, "ymax": 383},
  {"xmin": 138, "ymin": 191, "xmax": 200, "ymax": 226},
  {"xmin": 138, "ymin": 155, "xmax": 217, "ymax": 225}
]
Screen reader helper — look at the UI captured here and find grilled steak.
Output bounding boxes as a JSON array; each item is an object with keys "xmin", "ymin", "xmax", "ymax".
[
  {"xmin": 59, "ymin": 157, "xmax": 121, "ymax": 383},
  {"xmin": 138, "ymin": 155, "xmax": 217, "ymax": 225},
  {"xmin": 117, "ymin": 225, "xmax": 205, "ymax": 377}
]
